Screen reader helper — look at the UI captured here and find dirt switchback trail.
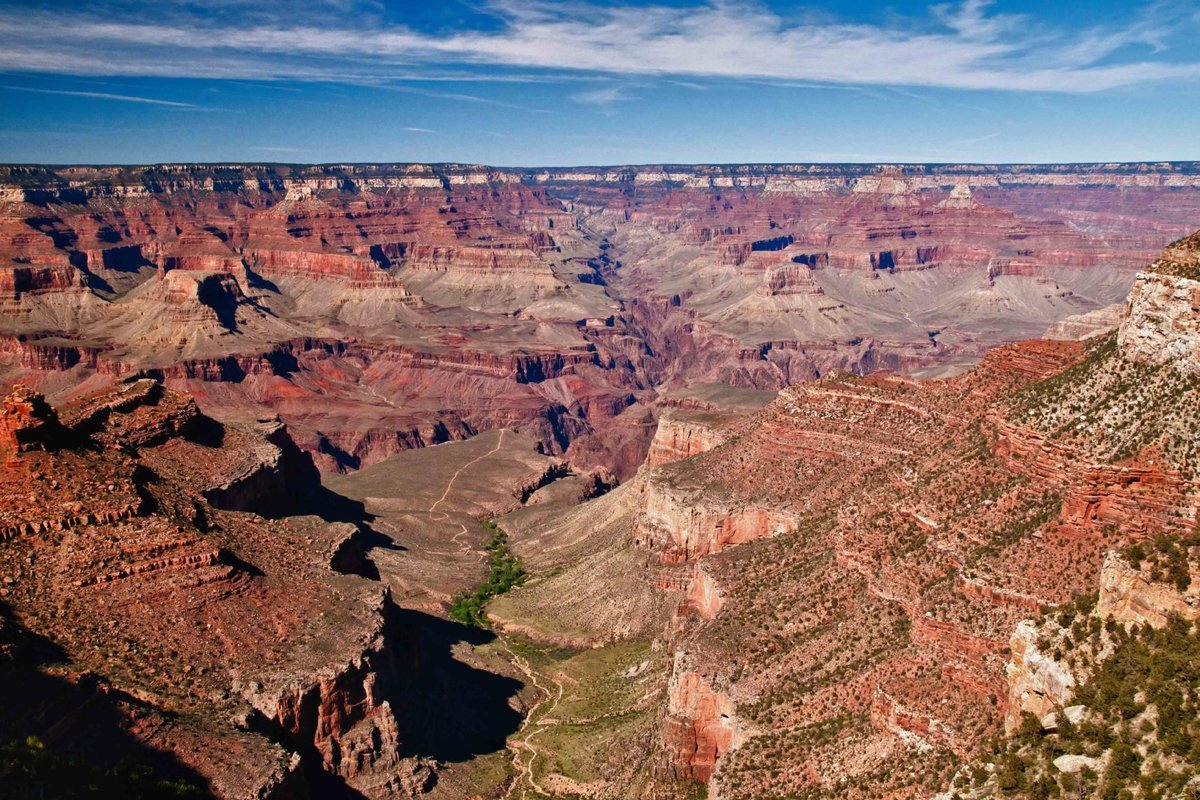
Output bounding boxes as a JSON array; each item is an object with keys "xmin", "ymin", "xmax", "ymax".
[
  {"xmin": 502, "ymin": 642, "xmax": 564, "ymax": 799},
  {"xmin": 429, "ymin": 428, "xmax": 509, "ymax": 517}
]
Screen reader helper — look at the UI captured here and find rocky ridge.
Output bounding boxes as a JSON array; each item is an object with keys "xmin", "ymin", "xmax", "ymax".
[
  {"xmin": 0, "ymin": 379, "xmax": 453, "ymax": 798},
  {"xmin": 4, "ymin": 162, "xmax": 1200, "ymax": 482},
  {"xmin": 488, "ymin": 230, "xmax": 1200, "ymax": 799}
]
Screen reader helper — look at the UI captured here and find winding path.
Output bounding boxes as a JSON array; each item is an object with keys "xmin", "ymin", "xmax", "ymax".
[
  {"xmin": 419, "ymin": 427, "xmax": 568, "ymax": 795},
  {"xmin": 429, "ymin": 428, "xmax": 508, "ymax": 517},
  {"xmin": 502, "ymin": 643, "xmax": 564, "ymax": 799},
  {"xmin": 427, "ymin": 429, "xmax": 508, "ymax": 563}
]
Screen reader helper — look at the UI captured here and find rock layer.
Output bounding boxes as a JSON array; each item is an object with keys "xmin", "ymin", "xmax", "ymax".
[
  {"xmin": 4, "ymin": 161, "xmax": 1200, "ymax": 479},
  {"xmin": 0, "ymin": 382, "xmax": 432, "ymax": 797}
]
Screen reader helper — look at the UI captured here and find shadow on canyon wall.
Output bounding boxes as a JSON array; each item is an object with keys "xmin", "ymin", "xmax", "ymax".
[
  {"xmin": 294, "ymin": 483, "xmax": 525, "ymax": 766},
  {"xmin": 390, "ymin": 607, "xmax": 525, "ymax": 763},
  {"xmin": 0, "ymin": 601, "xmax": 215, "ymax": 799}
]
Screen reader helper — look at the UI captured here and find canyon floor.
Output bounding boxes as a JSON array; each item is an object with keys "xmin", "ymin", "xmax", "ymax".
[{"xmin": 2, "ymin": 164, "xmax": 1200, "ymax": 799}]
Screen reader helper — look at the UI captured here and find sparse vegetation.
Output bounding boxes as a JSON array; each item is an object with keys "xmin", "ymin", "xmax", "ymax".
[
  {"xmin": 1123, "ymin": 532, "xmax": 1200, "ymax": 593},
  {"xmin": 961, "ymin": 610, "xmax": 1200, "ymax": 800},
  {"xmin": 0, "ymin": 736, "xmax": 204, "ymax": 799},
  {"xmin": 1012, "ymin": 332, "xmax": 1200, "ymax": 480}
]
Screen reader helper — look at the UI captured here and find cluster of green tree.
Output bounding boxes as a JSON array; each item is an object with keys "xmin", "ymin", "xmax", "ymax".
[
  {"xmin": 448, "ymin": 520, "xmax": 525, "ymax": 628},
  {"xmin": 1124, "ymin": 533, "xmax": 1200, "ymax": 593},
  {"xmin": 0, "ymin": 736, "xmax": 204, "ymax": 799},
  {"xmin": 959, "ymin": 615, "xmax": 1200, "ymax": 800}
]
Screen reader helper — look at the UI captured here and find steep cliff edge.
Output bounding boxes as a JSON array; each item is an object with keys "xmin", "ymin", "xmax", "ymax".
[
  {"xmin": 0, "ymin": 382, "xmax": 436, "ymax": 798},
  {"xmin": 645, "ymin": 409, "xmax": 731, "ymax": 468},
  {"xmin": 1117, "ymin": 231, "xmax": 1200, "ymax": 375},
  {"xmin": 491, "ymin": 229, "xmax": 1200, "ymax": 799}
]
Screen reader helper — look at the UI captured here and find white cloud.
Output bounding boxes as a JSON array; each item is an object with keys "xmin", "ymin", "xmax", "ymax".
[
  {"xmin": 572, "ymin": 86, "xmax": 630, "ymax": 107},
  {"xmin": 0, "ymin": 1, "xmax": 1195, "ymax": 93},
  {"xmin": 3, "ymin": 85, "xmax": 197, "ymax": 107}
]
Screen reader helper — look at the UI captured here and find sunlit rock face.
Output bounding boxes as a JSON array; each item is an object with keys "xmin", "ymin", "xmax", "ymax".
[
  {"xmin": 1118, "ymin": 232, "xmax": 1200, "ymax": 376},
  {"xmin": 4, "ymin": 161, "xmax": 1200, "ymax": 480}
]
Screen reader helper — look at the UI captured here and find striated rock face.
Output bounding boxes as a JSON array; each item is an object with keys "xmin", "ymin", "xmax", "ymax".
[
  {"xmin": 1117, "ymin": 270, "xmax": 1200, "ymax": 374},
  {"xmin": 755, "ymin": 263, "xmax": 824, "ymax": 297},
  {"xmin": 646, "ymin": 409, "xmax": 730, "ymax": 467},
  {"xmin": 633, "ymin": 477, "xmax": 795, "ymax": 563},
  {"xmin": 1004, "ymin": 620, "xmax": 1076, "ymax": 733},
  {"xmin": 0, "ymin": 265, "xmax": 89, "ymax": 300},
  {"xmin": 1095, "ymin": 550, "xmax": 1200, "ymax": 629},
  {"xmin": 662, "ymin": 652, "xmax": 743, "ymax": 785},
  {"xmin": 1056, "ymin": 462, "xmax": 1195, "ymax": 540}
]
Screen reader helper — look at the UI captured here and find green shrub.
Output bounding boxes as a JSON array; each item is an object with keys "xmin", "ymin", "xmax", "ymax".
[{"xmin": 448, "ymin": 522, "xmax": 525, "ymax": 627}]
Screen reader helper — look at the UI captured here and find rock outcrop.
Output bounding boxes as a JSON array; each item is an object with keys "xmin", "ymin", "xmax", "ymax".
[
  {"xmin": 200, "ymin": 417, "xmax": 322, "ymax": 516},
  {"xmin": 1095, "ymin": 550, "xmax": 1200, "ymax": 629},
  {"xmin": 645, "ymin": 409, "xmax": 730, "ymax": 468},
  {"xmin": 632, "ymin": 477, "xmax": 795, "ymax": 563},
  {"xmin": 0, "ymin": 383, "xmax": 67, "ymax": 454},
  {"xmin": 1004, "ymin": 619, "xmax": 1077, "ymax": 733},
  {"xmin": 1118, "ymin": 270, "xmax": 1200, "ymax": 375},
  {"xmin": 0, "ymin": 383, "xmax": 429, "ymax": 797},
  {"xmin": 662, "ymin": 652, "xmax": 744, "ymax": 784},
  {"xmin": 1003, "ymin": 548, "xmax": 1200, "ymax": 732}
]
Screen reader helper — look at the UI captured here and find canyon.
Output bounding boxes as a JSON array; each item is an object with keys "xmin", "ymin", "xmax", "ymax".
[
  {"xmin": 4, "ymin": 162, "xmax": 1200, "ymax": 479},
  {"xmin": 2, "ymin": 162, "xmax": 1200, "ymax": 799},
  {"xmin": 490, "ymin": 228, "xmax": 1200, "ymax": 798}
]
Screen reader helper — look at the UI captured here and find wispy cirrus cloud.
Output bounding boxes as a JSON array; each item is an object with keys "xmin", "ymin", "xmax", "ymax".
[
  {"xmin": 0, "ymin": 0, "xmax": 1196, "ymax": 93},
  {"xmin": 572, "ymin": 86, "xmax": 632, "ymax": 107},
  {"xmin": 373, "ymin": 83, "xmax": 551, "ymax": 113},
  {"xmin": 3, "ymin": 85, "xmax": 197, "ymax": 107}
]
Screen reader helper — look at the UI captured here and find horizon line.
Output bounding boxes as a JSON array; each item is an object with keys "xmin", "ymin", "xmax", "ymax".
[{"xmin": 4, "ymin": 159, "xmax": 1200, "ymax": 170}]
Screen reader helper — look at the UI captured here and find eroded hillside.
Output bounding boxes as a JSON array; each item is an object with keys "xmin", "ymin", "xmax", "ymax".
[
  {"xmin": 487, "ymin": 230, "xmax": 1200, "ymax": 798},
  {"xmin": 3, "ymin": 165, "xmax": 1200, "ymax": 799},
  {"xmin": 4, "ymin": 162, "xmax": 1200, "ymax": 480}
]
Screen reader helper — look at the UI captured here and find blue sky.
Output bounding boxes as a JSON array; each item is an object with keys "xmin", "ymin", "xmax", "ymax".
[{"xmin": 0, "ymin": 0, "xmax": 1198, "ymax": 165}]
